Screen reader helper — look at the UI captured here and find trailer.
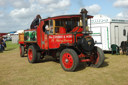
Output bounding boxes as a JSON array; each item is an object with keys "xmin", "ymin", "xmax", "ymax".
[
  {"xmin": 88, "ymin": 15, "xmax": 128, "ymax": 51},
  {"xmin": 19, "ymin": 9, "xmax": 105, "ymax": 72}
]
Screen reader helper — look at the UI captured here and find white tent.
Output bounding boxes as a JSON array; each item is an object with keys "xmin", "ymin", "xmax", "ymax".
[{"xmin": 14, "ymin": 30, "xmax": 24, "ymax": 35}]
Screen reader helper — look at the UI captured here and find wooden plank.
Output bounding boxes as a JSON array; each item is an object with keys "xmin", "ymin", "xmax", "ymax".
[{"xmin": 19, "ymin": 33, "xmax": 24, "ymax": 42}]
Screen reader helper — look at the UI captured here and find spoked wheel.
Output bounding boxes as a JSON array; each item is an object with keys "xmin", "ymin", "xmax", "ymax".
[
  {"xmin": 90, "ymin": 47, "xmax": 105, "ymax": 68},
  {"xmin": 20, "ymin": 45, "xmax": 24, "ymax": 57},
  {"xmin": 27, "ymin": 45, "xmax": 39, "ymax": 63},
  {"xmin": 60, "ymin": 49, "xmax": 79, "ymax": 72}
]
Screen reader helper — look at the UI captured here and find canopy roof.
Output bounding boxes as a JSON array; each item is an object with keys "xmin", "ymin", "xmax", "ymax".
[{"xmin": 42, "ymin": 14, "xmax": 93, "ymax": 21}]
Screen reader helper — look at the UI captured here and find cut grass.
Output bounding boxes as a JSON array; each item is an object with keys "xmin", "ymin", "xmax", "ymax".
[
  {"xmin": 4, "ymin": 41, "xmax": 19, "ymax": 51},
  {"xmin": 0, "ymin": 42, "xmax": 128, "ymax": 85}
]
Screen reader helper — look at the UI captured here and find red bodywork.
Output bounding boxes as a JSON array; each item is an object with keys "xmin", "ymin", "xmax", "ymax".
[
  {"xmin": 19, "ymin": 14, "xmax": 94, "ymax": 62},
  {"xmin": 18, "ymin": 10, "xmax": 104, "ymax": 71},
  {"xmin": 36, "ymin": 25, "xmax": 85, "ymax": 50},
  {"xmin": 19, "ymin": 15, "xmax": 93, "ymax": 50},
  {"xmin": 36, "ymin": 23, "xmax": 75, "ymax": 50}
]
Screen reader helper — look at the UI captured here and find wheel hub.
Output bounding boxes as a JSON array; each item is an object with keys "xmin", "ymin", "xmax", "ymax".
[{"xmin": 65, "ymin": 59, "xmax": 69, "ymax": 63}]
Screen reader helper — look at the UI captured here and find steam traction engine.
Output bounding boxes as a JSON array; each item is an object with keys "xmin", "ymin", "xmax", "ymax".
[{"xmin": 19, "ymin": 8, "xmax": 105, "ymax": 71}]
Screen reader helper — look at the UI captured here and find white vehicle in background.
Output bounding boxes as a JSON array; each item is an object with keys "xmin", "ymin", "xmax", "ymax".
[{"xmin": 88, "ymin": 15, "xmax": 128, "ymax": 51}]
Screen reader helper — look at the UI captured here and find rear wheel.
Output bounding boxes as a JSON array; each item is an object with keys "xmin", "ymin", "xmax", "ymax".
[
  {"xmin": 60, "ymin": 49, "xmax": 79, "ymax": 72},
  {"xmin": 27, "ymin": 45, "xmax": 40, "ymax": 63},
  {"xmin": 20, "ymin": 45, "xmax": 24, "ymax": 57},
  {"xmin": 90, "ymin": 47, "xmax": 105, "ymax": 68}
]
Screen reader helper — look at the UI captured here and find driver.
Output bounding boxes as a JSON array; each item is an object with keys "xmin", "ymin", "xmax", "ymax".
[{"xmin": 45, "ymin": 25, "xmax": 50, "ymax": 34}]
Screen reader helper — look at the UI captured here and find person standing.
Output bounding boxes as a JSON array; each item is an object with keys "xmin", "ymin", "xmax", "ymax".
[
  {"xmin": 2, "ymin": 37, "xmax": 6, "ymax": 50},
  {"xmin": 0, "ymin": 36, "xmax": 3, "ymax": 52}
]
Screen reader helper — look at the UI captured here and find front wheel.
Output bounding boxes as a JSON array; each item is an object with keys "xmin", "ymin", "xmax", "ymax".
[
  {"xmin": 60, "ymin": 49, "xmax": 79, "ymax": 72},
  {"xmin": 90, "ymin": 47, "xmax": 105, "ymax": 68}
]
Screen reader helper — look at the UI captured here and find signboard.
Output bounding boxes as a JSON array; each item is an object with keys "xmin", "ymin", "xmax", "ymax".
[
  {"xmin": 91, "ymin": 19, "xmax": 109, "ymax": 24},
  {"xmin": 88, "ymin": 15, "xmax": 111, "ymax": 24}
]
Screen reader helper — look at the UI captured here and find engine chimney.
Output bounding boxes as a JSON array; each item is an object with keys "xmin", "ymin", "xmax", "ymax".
[{"xmin": 80, "ymin": 8, "xmax": 88, "ymax": 33}]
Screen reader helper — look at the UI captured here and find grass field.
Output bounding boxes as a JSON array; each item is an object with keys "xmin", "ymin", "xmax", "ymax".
[{"xmin": 0, "ymin": 41, "xmax": 128, "ymax": 85}]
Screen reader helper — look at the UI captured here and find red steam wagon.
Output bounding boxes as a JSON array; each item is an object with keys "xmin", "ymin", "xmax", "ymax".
[{"xmin": 19, "ymin": 8, "xmax": 104, "ymax": 71}]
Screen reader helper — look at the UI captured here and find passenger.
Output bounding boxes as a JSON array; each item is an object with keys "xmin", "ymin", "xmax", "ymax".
[
  {"xmin": 45, "ymin": 25, "xmax": 50, "ymax": 34},
  {"xmin": 30, "ymin": 14, "xmax": 42, "ymax": 29},
  {"xmin": 49, "ymin": 26, "xmax": 53, "ymax": 33}
]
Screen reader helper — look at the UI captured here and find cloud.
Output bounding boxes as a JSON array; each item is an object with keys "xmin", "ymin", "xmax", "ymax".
[
  {"xmin": 84, "ymin": 4, "xmax": 101, "ymax": 15},
  {"xmin": 0, "ymin": 0, "xmax": 7, "ymax": 6},
  {"xmin": 116, "ymin": 11, "xmax": 128, "ymax": 19},
  {"xmin": 10, "ymin": 0, "xmax": 70, "ymax": 19},
  {"xmin": 114, "ymin": 0, "xmax": 128, "ymax": 8},
  {"xmin": 38, "ymin": 0, "xmax": 59, "ymax": 4},
  {"xmin": 0, "ymin": 11, "xmax": 4, "ymax": 17},
  {"xmin": 12, "ymin": 0, "xmax": 30, "ymax": 8},
  {"xmin": 10, "ymin": 5, "xmax": 39, "ymax": 19},
  {"xmin": 0, "ymin": 0, "xmax": 71, "ymax": 32},
  {"xmin": 0, "ymin": 0, "xmax": 30, "ymax": 8},
  {"xmin": 113, "ymin": 0, "xmax": 128, "ymax": 19}
]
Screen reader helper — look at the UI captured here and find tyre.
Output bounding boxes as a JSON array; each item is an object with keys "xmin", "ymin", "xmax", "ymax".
[
  {"xmin": 27, "ymin": 45, "xmax": 39, "ymax": 63},
  {"xmin": 37, "ymin": 52, "xmax": 42, "ymax": 61},
  {"xmin": 20, "ymin": 45, "xmax": 24, "ymax": 57},
  {"xmin": 90, "ymin": 47, "xmax": 105, "ymax": 68},
  {"xmin": 60, "ymin": 49, "xmax": 79, "ymax": 72}
]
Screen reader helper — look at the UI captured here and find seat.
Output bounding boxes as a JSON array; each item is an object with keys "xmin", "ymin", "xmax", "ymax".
[
  {"xmin": 59, "ymin": 27, "xmax": 66, "ymax": 33},
  {"xmin": 111, "ymin": 44, "xmax": 120, "ymax": 55}
]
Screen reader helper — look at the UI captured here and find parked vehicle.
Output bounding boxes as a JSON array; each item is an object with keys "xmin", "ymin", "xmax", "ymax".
[
  {"xmin": 19, "ymin": 8, "xmax": 105, "ymax": 71},
  {"xmin": 89, "ymin": 15, "xmax": 128, "ymax": 51}
]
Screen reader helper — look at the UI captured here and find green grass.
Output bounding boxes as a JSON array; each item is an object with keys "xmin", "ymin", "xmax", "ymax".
[
  {"xmin": 5, "ymin": 41, "xmax": 19, "ymax": 51},
  {"xmin": 0, "ymin": 42, "xmax": 128, "ymax": 85}
]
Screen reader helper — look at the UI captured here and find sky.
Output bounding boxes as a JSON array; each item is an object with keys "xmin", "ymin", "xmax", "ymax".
[{"xmin": 0, "ymin": 0, "xmax": 128, "ymax": 32}]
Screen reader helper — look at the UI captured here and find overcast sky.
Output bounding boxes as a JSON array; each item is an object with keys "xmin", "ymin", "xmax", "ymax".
[{"xmin": 0, "ymin": 0, "xmax": 128, "ymax": 32}]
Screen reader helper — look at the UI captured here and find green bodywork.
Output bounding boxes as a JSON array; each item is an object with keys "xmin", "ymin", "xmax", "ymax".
[{"xmin": 24, "ymin": 31, "xmax": 37, "ymax": 41}]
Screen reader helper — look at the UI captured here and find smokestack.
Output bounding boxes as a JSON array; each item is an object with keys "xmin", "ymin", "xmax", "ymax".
[{"xmin": 80, "ymin": 8, "xmax": 88, "ymax": 33}]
